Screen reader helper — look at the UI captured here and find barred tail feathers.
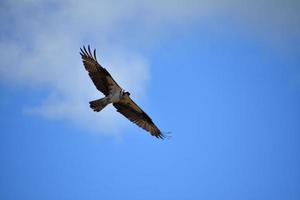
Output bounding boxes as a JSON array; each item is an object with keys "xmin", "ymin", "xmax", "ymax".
[{"xmin": 89, "ymin": 98, "xmax": 110, "ymax": 112}]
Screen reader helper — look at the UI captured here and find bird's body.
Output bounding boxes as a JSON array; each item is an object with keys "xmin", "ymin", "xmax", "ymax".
[
  {"xmin": 108, "ymin": 89, "xmax": 122, "ymax": 103},
  {"xmin": 80, "ymin": 45, "xmax": 166, "ymax": 139}
]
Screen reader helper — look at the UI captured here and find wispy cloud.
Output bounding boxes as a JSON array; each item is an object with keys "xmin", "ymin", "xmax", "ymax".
[
  {"xmin": 0, "ymin": 0, "xmax": 299, "ymax": 134},
  {"xmin": 0, "ymin": 0, "xmax": 153, "ymax": 133}
]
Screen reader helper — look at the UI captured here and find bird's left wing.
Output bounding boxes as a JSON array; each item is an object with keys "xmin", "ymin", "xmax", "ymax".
[
  {"xmin": 113, "ymin": 96, "xmax": 165, "ymax": 139},
  {"xmin": 80, "ymin": 45, "xmax": 121, "ymax": 96}
]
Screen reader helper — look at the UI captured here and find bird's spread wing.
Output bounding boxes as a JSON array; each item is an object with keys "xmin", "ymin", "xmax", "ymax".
[
  {"xmin": 80, "ymin": 45, "xmax": 120, "ymax": 96},
  {"xmin": 113, "ymin": 96, "xmax": 165, "ymax": 139}
]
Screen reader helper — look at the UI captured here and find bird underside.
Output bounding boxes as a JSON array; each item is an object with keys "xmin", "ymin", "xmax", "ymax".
[{"xmin": 80, "ymin": 45, "xmax": 168, "ymax": 139}]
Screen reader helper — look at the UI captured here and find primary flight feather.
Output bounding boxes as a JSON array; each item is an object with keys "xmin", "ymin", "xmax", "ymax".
[{"xmin": 80, "ymin": 45, "xmax": 166, "ymax": 139}]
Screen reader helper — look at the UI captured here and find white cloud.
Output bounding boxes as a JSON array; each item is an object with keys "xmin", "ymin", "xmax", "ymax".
[
  {"xmin": 0, "ymin": 0, "xmax": 153, "ymax": 134},
  {"xmin": 0, "ymin": 0, "xmax": 299, "ymax": 134}
]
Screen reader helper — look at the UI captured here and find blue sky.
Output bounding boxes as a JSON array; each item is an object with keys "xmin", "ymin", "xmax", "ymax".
[{"xmin": 0, "ymin": 0, "xmax": 300, "ymax": 199}]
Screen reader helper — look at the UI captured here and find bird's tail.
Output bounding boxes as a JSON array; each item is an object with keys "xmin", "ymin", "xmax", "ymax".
[{"xmin": 89, "ymin": 98, "xmax": 110, "ymax": 112}]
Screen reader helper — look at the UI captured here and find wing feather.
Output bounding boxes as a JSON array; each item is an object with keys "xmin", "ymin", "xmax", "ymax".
[
  {"xmin": 80, "ymin": 45, "xmax": 120, "ymax": 96},
  {"xmin": 113, "ymin": 96, "xmax": 165, "ymax": 139}
]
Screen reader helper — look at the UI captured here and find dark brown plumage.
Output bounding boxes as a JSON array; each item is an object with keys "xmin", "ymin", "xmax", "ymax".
[
  {"xmin": 80, "ymin": 46, "xmax": 120, "ymax": 96},
  {"xmin": 80, "ymin": 45, "xmax": 166, "ymax": 139},
  {"xmin": 113, "ymin": 99, "xmax": 164, "ymax": 139}
]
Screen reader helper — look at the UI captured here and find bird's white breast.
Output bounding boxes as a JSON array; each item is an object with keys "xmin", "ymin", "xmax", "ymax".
[{"xmin": 109, "ymin": 88, "xmax": 122, "ymax": 103}]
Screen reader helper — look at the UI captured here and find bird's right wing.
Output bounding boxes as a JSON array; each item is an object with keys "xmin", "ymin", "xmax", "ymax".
[
  {"xmin": 113, "ymin": 96, "xmax": 166, "ymax": 139},
  {"xmin": 80, "ymin": 45, "xmax": 121, "ymax": 96}
]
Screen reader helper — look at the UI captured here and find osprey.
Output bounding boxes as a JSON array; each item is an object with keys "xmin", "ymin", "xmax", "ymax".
[{"xmin": 80, "ymin": 46, "xmax": 166, "ymax": 139}]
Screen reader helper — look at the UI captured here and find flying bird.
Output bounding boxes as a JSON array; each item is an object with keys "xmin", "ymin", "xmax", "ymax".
[{"xmin": 80, "ymin": 45, "xmax": 166, "ymax": 139}]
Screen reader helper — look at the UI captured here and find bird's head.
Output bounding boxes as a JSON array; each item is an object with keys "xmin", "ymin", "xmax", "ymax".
[{"xmin": 122, "ymin": 90, "xmax": 131, "ymax": 96}]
